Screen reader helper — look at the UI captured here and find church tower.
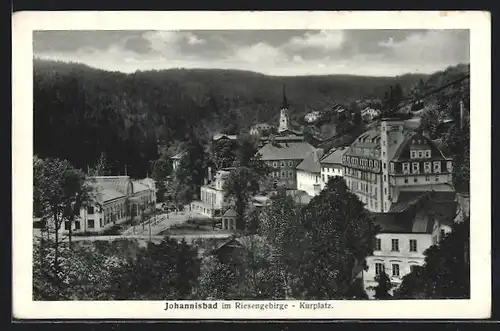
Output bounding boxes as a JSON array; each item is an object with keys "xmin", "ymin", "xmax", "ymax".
[{"xmin": 278, "ymin": 85, "xmax": 290, "ymax": 133}]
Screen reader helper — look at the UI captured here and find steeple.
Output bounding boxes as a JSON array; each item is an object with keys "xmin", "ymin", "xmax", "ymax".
[
  {"xmin": 281, "ymin": 84, "xmax": 289, "ymax": 109},
  {"xmin": 278, "ymin": 84, "xmax": 290, "ymax": 133}
]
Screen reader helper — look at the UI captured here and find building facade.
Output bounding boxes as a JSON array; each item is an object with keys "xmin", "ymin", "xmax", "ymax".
[
  {"xmin": 363, "ymin": 190, "xmax": 458, "ymax": 298},
  {"xmin": 191, "ymin": 168, "xmax": 232, "ymax": 218},
  {"xmin": 258, "ymin": 141, "xmax": 316, "ymax": 190},
  {"xmin": 296, "ymin": 149, "xmax": 324, "ymax": 197},
  {"xmin": 342, "ymin": 118, "xmax": 454, "ymax": 213},
  {"xmin": 59, "ymin": 176, "xmax": 156, "ymax": 234},
  {"xmin": 319, "ymin": 146, "xmax": 348, "ymax": 190}
]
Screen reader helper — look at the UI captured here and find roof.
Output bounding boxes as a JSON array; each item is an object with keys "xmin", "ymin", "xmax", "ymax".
[
  {"xmin": 257, "ymin": 141, "xmax": 315, "ymax": 161},
  {"xmin": 296, "ymin": 153, "xmax": 321, "ymax": 173},
  {"xmin": 132, "ymin": 180, "xmax": 150, "ymax": 193},
  {"xmin": 171, "ymin": 152, "xmax": 183, "ymax": 160},
  {"xmin": 213, "ymin": 133, "xmax": 238, "ymax": 141},
  {"xmin": 320, "ymin": 146, "xmax": 348, "ymax": 165},
  {"xmin": 375, "ymin": 190, "xmax": 458, "ymax": 234},
  {"xmin": 389, "ymin": 191, "xmax": 429, "ymax": 213},
  {"xmin": 392, "ymin": 132, "xmax": 452, "ymax": 162},
  {"xmin": 223, "ymin": 209, "xmax": 237, "ymax": 217}
]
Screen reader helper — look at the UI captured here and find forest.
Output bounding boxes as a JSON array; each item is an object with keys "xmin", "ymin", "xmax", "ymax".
[{"xmin": 34, "ymin": 59, "xmax": 430, "ymax": 177}]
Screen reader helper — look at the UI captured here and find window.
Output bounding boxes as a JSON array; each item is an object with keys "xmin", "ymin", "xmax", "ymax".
[
  {"xmin": 435, "ymin": 175, "xmax": 439, "ymax": 182},
  {"xmin": 404, "ymin": 177, "xmax": 408, "ymax": 184},
  {"xmin": 281, "ymin": 171, "xmax": 285, "ymax": 178},
  {"xmin": 289, "ymin": 171, "xmax": 293, "ymax": 178},
  {"xmin": 447, "ymin": 161, "xmax": 453, "ymax": 172},
  {"xmin": 409, "ymin": 239, "xmax": 417, "ymax": 252},
  {"xmin": 374, "ymin": 201, "xmax": 378, "ymax": 210},
  {"xmin": 88, "ymin": 219, "xmax": 95, "ymax": 229},
  {"xmin": 384, "ymin": 175, "xmax": 387, "ymax": 182},
  {"xmin": 375, "ymin": 238, "xmax": 381, "ymax": 251},
  {"xmin": 288, "ymin": 161, "xmax": 293, "ymax": 167},
  {"xmin": 392, "ymin": 264, "xmax": 400, "ymax": 277},
  {"xmin": 374, "ymin": 160, "xmax": 379, "ymax": 168},
  {"xmin": 369, "ymin": 160, "xmax": 373, "ymax": 167},
  {"xmin": 424, "ymin": 162, "xmax": 431, "ymax": 173},
  {"xmin": 426, "ymin": 176, "xmax": 430, "ymax": 182},
  {"xmin": 418, "ymin": 151, "xmax": 423, "ymax": 158},
  {"xmin": 64, "ymin": 221, "xmax": 71, "ymax": 230},
  {"xmin": 281, "ymin": 161, "xmax": 285, "ymax": 168},
  {"xmin": 391, "ymin": 239, "xmax": 399, "ymax": 252},
  {"xmin": 384, "ymin": 187, "xmax": 387, "ymax": 194},
  {"xmin": 433, "ymin": 161, "xmax": 441, "ymax": 173},
  {"xmin": 99, "ymin": 218, "xmax": 103, "ymax": 227},
  {"xmin": 273, "ymin": 161, "xmax": 277, "ymax": 168},
  {"xmin": 383, "ymin": 162, "xmax": 386, "ymax": 169},
  {"xmin": 411, "ymin": 151, "xmax": 416, "ymax": 159},
  {"xmin": 87, "ymin": 206, "xmax": 94, "ymax": 214},
  {"xmin": 390, "ymin": 162, "xmax": 395, "ymax": 173},
  {"xmin": 403, "ymin": 163, "xmax": 410, "ymax": 174},
  {"xmin": 412, "ymin": 162, "xmax": 419, "ymax": 174},
  {"xmin": 414, "ymin": 177, "xmax": 418, "ymax": 183},
  {"xmin": 375, "ymin": 263, "xmax": 385, "ymax": 276},
  {"xmin": 75, "ymin": 221, "xmax": 81, "ymax": 230}
]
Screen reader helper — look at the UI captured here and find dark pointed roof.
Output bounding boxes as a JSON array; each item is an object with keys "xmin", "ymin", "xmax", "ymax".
[{"xmin": 282, "ymin": 84, "xmax": 289, "ymax": 109}]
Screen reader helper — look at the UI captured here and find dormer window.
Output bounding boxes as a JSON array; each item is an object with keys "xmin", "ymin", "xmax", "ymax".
[
  {"xmin": 418, "ymin": 151, "xmax": 423, "ymax": 158},
  {"xmin": 424, "ymin": 162, "xmax": 431, "ymax": 173},
  {"xmin": 411, "ymin": 151, "xmax": 416, "ymax": 159},
  {"xmin": 425, "ymin": 150, "xmax": 431, "ymax": 158},
  {"xmin": 402, "ymin": 163, "xmax": 410, "ymax": 174},
  {"xmin": 412, "ymin": 162, "xmax": 419, "ymax": 174},
  {"xmin": 433, "ymin": 161, "xmax": 441, "ymax": 173}
]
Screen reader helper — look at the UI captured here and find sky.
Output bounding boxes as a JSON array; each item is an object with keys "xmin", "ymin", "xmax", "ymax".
[{"xmin": 33, "ymin": 29, "xmax": 470, "ymax": 77}]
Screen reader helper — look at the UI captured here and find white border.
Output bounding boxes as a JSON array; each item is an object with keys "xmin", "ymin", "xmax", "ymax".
[{"xmin": 12, "ymin": 11, "xmax": 491, "ymax": 319}]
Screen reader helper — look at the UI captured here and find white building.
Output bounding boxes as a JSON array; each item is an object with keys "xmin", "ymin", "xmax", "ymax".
[
  {"xmin": 296, "ymin": 149, "xmax": 324, "ymax": 197},
  {"xmin": 361, "ymin": 107, "xmax": 381, "ymax": 122},
  {"xmin": 171, "ymin": 152, "xmax": 183, "ymax": 172},
  {"xmin": 250, "ymin": 123, "xmax": 272, "ymax": 136},
  {"xmin": 59, "ymin": 176, "xmax": 156, "ymax": 234},
  {"xmin": 363, "ymin": 190, "xmax": 458, "ymax": 298},
  {"xmin": 304, "ymin": 110, "xmax": 321, "ymax": 123},
  {"xmin": 191, "ymin": 168, "xmax": 232, "ymax": 218},
  {"xmin": 319, "ymin": 146, "xmax": 348, "ymax": 190}
]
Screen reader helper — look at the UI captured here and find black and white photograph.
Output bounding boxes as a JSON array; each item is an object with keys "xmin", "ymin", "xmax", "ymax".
[{"xmin": 12, "ymin": 11, "xmax": 490, "ymax": 319}]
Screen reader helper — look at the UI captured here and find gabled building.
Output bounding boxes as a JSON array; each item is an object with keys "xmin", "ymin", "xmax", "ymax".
[
  {"xmin": 190, "ymin": 167, "xmax": 232, "ymax": 218},
  {"xmin": 250, "ymin": 123, "xmax": 273, "ymax": 136},
  {"xmin": 364, "ymin": 190, "xmax": 459, "ymax": 298},
  {"xmin": 296, "ymin": 149, "xmax": 324, "ymax": 197},
  {"xmin": 319, "ymin": 146, "xmax": 348, "ymax": 190},
  {"xmin": 257, "ymin": 141, "xmax": 316, "ymax": 190}
]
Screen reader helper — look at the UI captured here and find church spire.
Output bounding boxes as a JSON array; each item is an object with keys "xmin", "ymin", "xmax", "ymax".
[{"xmin": 282, "ymin": 84, "xmax": 289, "ymax": 109}]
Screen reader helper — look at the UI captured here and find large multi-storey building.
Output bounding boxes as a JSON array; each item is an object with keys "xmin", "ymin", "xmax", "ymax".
[{"xmin": 342, "ymin": 117, "xmax": 454, "ymax": 213}]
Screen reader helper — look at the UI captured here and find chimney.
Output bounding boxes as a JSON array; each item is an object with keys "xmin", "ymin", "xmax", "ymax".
[
  {"xmin": 208, "ymin": 167, "xmax": 212, "ymax": 183},
  {"xmin": 204, "ymin": 178, "xmax": 208, "ymax": 186}
]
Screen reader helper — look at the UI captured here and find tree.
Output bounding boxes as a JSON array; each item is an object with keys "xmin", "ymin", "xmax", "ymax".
[
  {"xmin": 371, "ymin": 271, "xmax": 393, "ymax": 299},
  {"xmin": 258, "ymin": 193, "xmax": 305, "ymax": 299},
  {"xmin": 209, "ymin": 139, "xmax": 237, "ymax": 170},
  {"xmin": 88, "ymin": 152, "xmax": 111, "ymax": 176},
  {"xmin": 223, "ymin": 167, "xmax": 261, "ymax": 230},
  {"xmin": 194, "ymin": 256, "xmax": 236, "ymax": 299},
  {"xmin": 297, "ymin": 177, "xmax": 377, "ymax": 299},
  {"xmin": 33, "ymin": 157, "xmax": 91, "ymax": 268},
  {"xmin": 395, "ymin": 217, "xmax": 470, "ymax": 299},
  {"xmin": 113, "ymin": 237, "xmax": 200, "ymax": 299}
]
